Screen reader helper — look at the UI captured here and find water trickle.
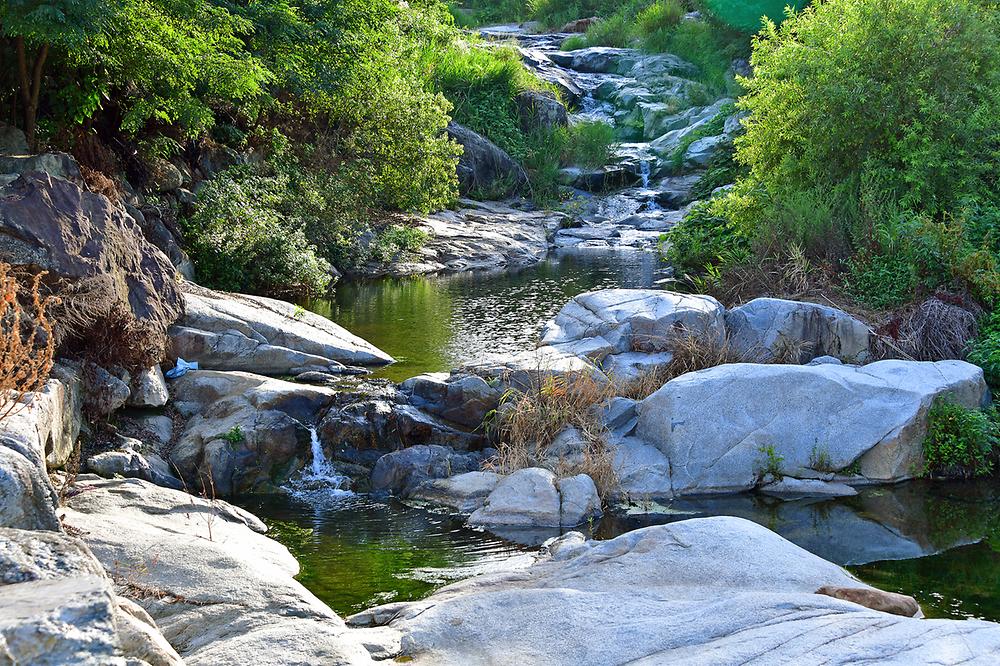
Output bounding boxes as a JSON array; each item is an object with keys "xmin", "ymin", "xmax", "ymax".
[
  {"xmin": 288, "ymin": 426, "xmax": 353, "ymax": 501},
  {"xmin": 640, "ymin": 160, "xmax": 651, "ymax": 189}
]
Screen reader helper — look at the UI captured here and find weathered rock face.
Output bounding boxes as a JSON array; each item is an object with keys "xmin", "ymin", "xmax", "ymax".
[
  {"xmin": 349, "ymin": 517, "xmax": 1000, "ymax": 665},
  {"xmin": 0, "ymin": 153, "xmax": 83, "ymax": 184},
  {"xmin": 0, "ymin": 172, "xmax": 183, "ymax": 363},
  {"xmin": 726, "ymin": 297, "xmax": 872, "ymax": 363},
  {"xmin": 378, "ymin": 200, "xmax": 566, "ymax": 277},
  {"xmin": 127, "ymin": 365, "xmax": 169, "ymax": 407},
  {"xmin": 468, "ymin": 468, "xmax": 602, "ymax": 528},
  {"xmin": 62, "ymin": 476, "xmax": 373, "ymax": 665},
  {"xmin": 0, "ymin": 124, "xmax": 29, "ymax": 155},
  {"xmin": 400, "ymin": 372, "xmax": 501, "ymax": 429},
  {"xmin": 636, "ymin": 360, "xmax": 989, "ymax": 496},
  {"xmin": 539, "ymin": 289, "xmax": 726, "ymax": 369},
  {"xmin": 371, "ymin": 445, "xmax": 485, "ymax": 498},
  {"xmin": 145, "ymin": 158, "xmax": 184, "ymax": 193},
  {"xmin": 410, "ymin": 471, "xmax": 501, "ymax": 513},
  {"xmin": 168, "ymin": 370, "xmax": 338, "ymax": 495},
  {"xmin": 0, "ymin": 527, "xmax": 184, "ymax": 666},
  {"xmin": 447, "ymin": 122, "xmax": 528, "ymax": 197},
  {"xmin": 170, "ymin": 283, "xmax": 393, "ymax": 373}
]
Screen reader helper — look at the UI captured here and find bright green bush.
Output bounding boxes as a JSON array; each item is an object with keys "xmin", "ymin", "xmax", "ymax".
[
  {"xmin": 923, "ymin": 399, "xmax": 999, "ymax": 479},
  {"xmin": 968, "ymin": 311, "xmax": 1000, "ymax": 389},
  {"xmin": 368, "ymin": 225, "xmax": 430, "ymax": 264},
  {"xmin": 181, "ymin": 166, "xmax": 332, "ymax": 296},
  {"xmin": 562, "ymin": 121, "xmax": 616, "ymax": 168}
]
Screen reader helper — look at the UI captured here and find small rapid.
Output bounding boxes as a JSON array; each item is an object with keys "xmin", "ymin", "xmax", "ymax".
[{"xmin": 287, "ymin": 426, "xmax": 354, "ymax": 502}]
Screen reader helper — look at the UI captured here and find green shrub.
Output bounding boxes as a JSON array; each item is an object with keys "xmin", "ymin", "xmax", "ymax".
[
  {"xmin": 661, "ymin": 197, "xmax": 748, "ymax": 275},
  {"xmin": 922, "ymin": 399, "xmax": 999, "ymax": 478},
  {"xmin": 563, "ymin": 121, "xmax": 616, "ymax": 168},
  {"xmin": 843, "ymin": 251, "xmax": 918, "ymax": 310},
  {"xmin": 368, "ymin": 225, "xmax": 430, "ymax": 264},
  {"xmin": 181, "ymin": 166, "xmax": 332, "ymax": 296},
  {"xmin": 968, "ymin": 311, "xmax": 1000, "ymax": 389}
]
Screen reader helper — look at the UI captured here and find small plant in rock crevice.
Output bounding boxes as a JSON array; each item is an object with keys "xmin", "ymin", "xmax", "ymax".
[
  {"xmin": 809, "ymin": 444, "xmax": 835, "ymax": 473},
  {"xmin": 222, "ymin": 426, "xmax": 245, "ymax": 445},
  {"xmin": 755, "ymin": 444, "xmax": 784, "ymax": 482}
]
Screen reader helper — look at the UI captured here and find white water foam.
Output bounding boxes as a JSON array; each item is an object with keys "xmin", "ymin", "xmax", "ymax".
[{"xmin": 288, "ymin": 426, "xmax": 354, "ymax": 502}]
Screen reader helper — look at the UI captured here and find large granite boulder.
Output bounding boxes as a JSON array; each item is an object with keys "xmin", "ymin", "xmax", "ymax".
[
  {"xmin": 61, "ymin": 476, "xmax": 373, "ymax": 665},
  {"xmin": 636, "ymin": 360, "xmax": 989, "ymax": 496},
  {"xmin": 539, "ymin": 289, "xmax": 725, "ymax": 376},
  {"xmin": 0, "ymin": 172, "xmax": 182, "ymax": 364},
  {"xmin": 346, "ymin": 517, "xmax": 1000, "ymax": 664},
  {"xmin": 725, "ymin": 297, "xmax": 872, "ymax": 363},
  {"xmin": 447, "ymin": 122, "xmax": 528, "ymax": 197},
  {"xmin": 468, "ymin": 468, "xmax": 602, "ymax": 529},
  {"xmin": 0, "ymin": 527, "xmax": 184, "ymax": 665},
  {"xmin": 168, "ymin": 370, "xmax": 338, "ymax": 495},
  {"xmin": 400, "ymin": 372, "xmax": 501, "ymax": 429},
  {"xmin": 170, "ymin": 283, "xmax": 393, "ymax": 373}
]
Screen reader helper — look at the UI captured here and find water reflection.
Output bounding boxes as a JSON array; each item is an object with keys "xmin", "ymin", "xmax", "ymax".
[{"xmin": 306, "ymin": 249, "xmax": 670, "ymax": 382}]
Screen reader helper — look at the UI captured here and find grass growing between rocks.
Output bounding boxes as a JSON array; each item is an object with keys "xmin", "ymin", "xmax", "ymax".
[{"xmin": 490, "ymin": 370, "xmax": 620, "ymax": 498}]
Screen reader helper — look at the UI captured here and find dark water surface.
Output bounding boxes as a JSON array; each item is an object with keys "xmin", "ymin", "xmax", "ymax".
[
  {"xmin": 305, "ymin": 249, "xmax": 670, "ymax": 382},
  {"xmin": 245, "ymin": 480, "xmax": 1000, "ymax": 620}
]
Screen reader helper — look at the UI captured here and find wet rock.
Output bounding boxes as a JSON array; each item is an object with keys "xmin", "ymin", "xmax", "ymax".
[
  {"xmin": 371, "ymin": 445, "xmax": 484, "ymax": 497},
  {"xmin": 62, "ymin": 476, "xmax": 373, "ymax": 665},
  {"xmin": 126, "ymin": 365, "xmax": 169, "ymax": 407},
  {"xmin": 760, "ymin": 478, "xmax": 859, "ymax": 500},
  {"xmin": 350, "ymin": 517, "xmax": 1000, "ymax": 665},
  {"xmin": 319, "ymin": 400, "xmax": 398, "ymax": 451},
  {"xmin": 171, "ymin": 283, "xmax": 393, "ymax": 372},
  {"xmin": 816, "ymin": 586, "xmax": 920, "ymax": 618},
  {"xmin": 540, "ymin": 288, "xmax": 726, "ymax": 361},
  {"xmin": 410, "ymin": 471, "xmax": 502, "ymax": 513},
  {"xmin": 400, "ymin": 372, "xmax": 501, "ymax": 429},
  {"xmin": 168, "ymin": 370, "xmax": 337, "ymax": 495},
  {"xmin": 395, "ymin": 405, "xmax": 484, "ymax": 452},
  {"xmin": 559, "ymin": 166, "xmax": 640, "ymax": 192},
  {"xmin": 447, "ymin": 122, "xmax": 528, "ymax": 197},
  {"xmin": 725, "ymin": 297, "xmax": 872, "ymax": 364},
  {"xmin": 0, "ymin": 173, "xmax": 183, "ymax": 361},
  {"xmin": 636, "ymin": 360, "xmax": 989, "ymax": 496}
]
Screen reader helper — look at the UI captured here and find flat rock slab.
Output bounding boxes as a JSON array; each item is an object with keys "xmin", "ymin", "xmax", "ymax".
[
  {"xmin": 350, "ymin": 516, "xmax": 1000, "ymax": 664},
  {"xmin": 61, "ymin": 476, "xmax": 373, "ymax": 666}
]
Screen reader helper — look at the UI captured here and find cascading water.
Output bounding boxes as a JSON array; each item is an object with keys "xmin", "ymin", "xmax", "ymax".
[{"xmin": 288, "ymin": 426, "xmax": 353, "ymax": 501}]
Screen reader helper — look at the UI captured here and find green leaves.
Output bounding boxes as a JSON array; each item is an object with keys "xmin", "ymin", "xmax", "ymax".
[{"xmin": 923, "ymin": 399, "xmax": 999, "ymax": 479}]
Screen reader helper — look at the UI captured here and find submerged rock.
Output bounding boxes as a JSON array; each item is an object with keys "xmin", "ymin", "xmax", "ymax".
[
  {"xmin": 636, "ymin": 360, "xmax": 988, "ymax": 496},
  {"xmin": 349, "ymin": 516, "xmax": 1000, "ymax": 664}
]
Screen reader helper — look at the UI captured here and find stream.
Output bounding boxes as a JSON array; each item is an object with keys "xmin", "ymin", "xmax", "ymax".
[{"xmin": 243, "ymin": 30, "xmax": 1000, "ymax": 627}]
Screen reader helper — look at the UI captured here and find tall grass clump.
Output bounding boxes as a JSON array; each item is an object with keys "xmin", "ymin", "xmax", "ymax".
[{"xmin": 0, "ymin": 264, "xmax": 57, "ymax": 421}]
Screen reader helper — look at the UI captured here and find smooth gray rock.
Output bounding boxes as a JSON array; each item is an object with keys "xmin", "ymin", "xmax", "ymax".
[
  {"xmin": 172, "ymin": 284, "xmax": 393, "ymax": 372},
  {"xmin": 725, "ymin": 297, "xmax": 872, "ymax": 363},
  {"xmin": 760, "ymin": 477, "xmax": 859, "ymax": 500},
  {"xmin": 517, "ymin": 90, "xmax": 568, "ymax": 131},
  {"xmin": 410, "ymin": 471, "xmax": 502, "ymax": 513},
  {"xmin": 400, "ymin": 372, "xmax": 500, "ymax": 429},
  {"xmin": 371, "ymin": 445, "xmax": 484, "ymax": 498},
  {"xmin": 608, "ymin": 435, "xmax": 672, "ymax": 497},
  {"xmin": 468, "ymin": 468, "xmax": 602, "ymax": 528},
  {"xmin": 349, "ymin": 516, "xmax": 1000, "ymax": 665},
  {"xmin": 447, "ymin": 122, "xmax": 528, "ymax": 197},
  {"xmin": 602, "ymin": 351, "xmax": 673, "ymax": 383},
  {"xmin": 683, "ymin": 134, "xmax": 728, "ymax": 167},
  {"xmin": 540, "ymin": 289, "xmax": 726, "ymax": 360},
  {"xmin": 0, "ymin": 152, "xmax": 83, "ymax": 183},
  {"xmin": 127, "ymin": 365, "xmax": 169, "ymax": 407},
  {"xmin": 636, "ymin": 360, "xmax": 989, "ymax": 496},
  {"xmin": 62, "ymin": 476, "xmax": 373, "ymax": 665}
]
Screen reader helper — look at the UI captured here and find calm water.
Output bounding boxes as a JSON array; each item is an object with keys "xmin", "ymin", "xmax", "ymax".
[
  {"xmin": 306, "ymin": 249, "xmax": 670, "ymax": 382},
  {"xmin": 246, "ymin": 481, "xmax": 1000, "ymax": 620}
]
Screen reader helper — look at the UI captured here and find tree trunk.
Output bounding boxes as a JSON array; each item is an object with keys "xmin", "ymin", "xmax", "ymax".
[{"xmin": 15, "ymin": 36, "xmax": 47, "ymax": 151}]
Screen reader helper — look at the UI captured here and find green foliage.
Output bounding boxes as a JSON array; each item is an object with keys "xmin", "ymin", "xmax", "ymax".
[
  {"xmin": 668, "ymin": 102, "xmax": 733, "ymax": 169},
  {"xmin": 700, "ymin": 0, "xmax": 807, "ymax": 32},
  {"xmin": 562, "ymin": 120, "xmax": 616, "ymax": 168},
  {"xmin": 923, "ymin": 399, "xmax": 999, "ymax": 479},
  {"xmin": 222, "ymin": 426, "xmax": 245, "ymax": 445},
  {"xmin": 368, "ymin": 225, "xmax": 429, "ymax": 264},
  {"xmin": 661, "ymin": 196, "xmax": 748, "ymax": 275},
  {"xmin": 968, "ymin": 311, "xmax": 1000, "ymax": 389},
  {"xmin": 756, "ymin": 444, "xmax": 785, "ymax": 480},
  {"xmin": 180, "ymin": 163, "xmax": 332, "ymax": 297},
  {"xmin": 809, "ymin": 444, "xmax": 835, "ymax": 473}
]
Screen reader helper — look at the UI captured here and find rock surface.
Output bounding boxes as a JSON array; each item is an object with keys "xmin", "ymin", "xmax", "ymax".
[
  {"xmin": 468, "ymin": 468, "xmax": 602, "ymax": 528},
  {"xmin": 0, "ymin": 172, "xmax": 183, "ymax": 361},
  {"xmin": 447, "ymin": 122, "xmax": 528, "ymax": 197},
  {"xmin": 349, "ymin": 517, "xmax": 1000, "ymax": 664},
  {"xmin": 726, "ymin": 297, "xmax": 872, "ymax": 363},
  {"xmin": 62, "ymin": 476, "xmax": 373, "ymax": 665},
  {"xmin": 410, "ymin": 471, "xmax": 502, "ymax": 513},
  {"xmin": 127, "ymin": 365, "xmax": 169, "ymax": 407},
  {"xmin": 636, "ymin": 360, "xmax": 989, "ymax": 496},
  {"xmin": 171, "ymin": 282, "xmax": 393, "ymax": 372},
  {"xmin": 371, "ymin": 445, "xmax": 485, "ymax": 498},
  {"xmin": 168, "ymin": 370, "xmax": 338, "ymax": 495}
]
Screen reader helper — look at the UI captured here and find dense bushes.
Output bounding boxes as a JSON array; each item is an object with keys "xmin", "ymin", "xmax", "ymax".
[
  {"xmin": 666, "ymin": 0, "xmax": 1000, "ymax": 314},
  {"xmin": 923, "ymin": 399, "xmax": 999, "ymax": 479}
]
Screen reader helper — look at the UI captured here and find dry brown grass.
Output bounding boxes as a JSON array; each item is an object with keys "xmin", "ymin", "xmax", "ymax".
[
  {"xmin": 872, "ymin": 294, "xmax": 982, "ymax": 362},
  {"xmin": 488, "ymin": 370, "xmax": 620, "ymax": 499},
  {"xmin": 0, "ymin": 264, "xmax": 57, "ymax": 421}
]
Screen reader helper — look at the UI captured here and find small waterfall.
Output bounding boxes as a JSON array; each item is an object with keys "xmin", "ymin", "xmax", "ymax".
[
  {"xmin": 640, "ymin": 160, "xmax": 652, "ymax": 189},
  {"xmin": 289, "ymin": 426, "xmax": 353, "ymax": 501}
]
